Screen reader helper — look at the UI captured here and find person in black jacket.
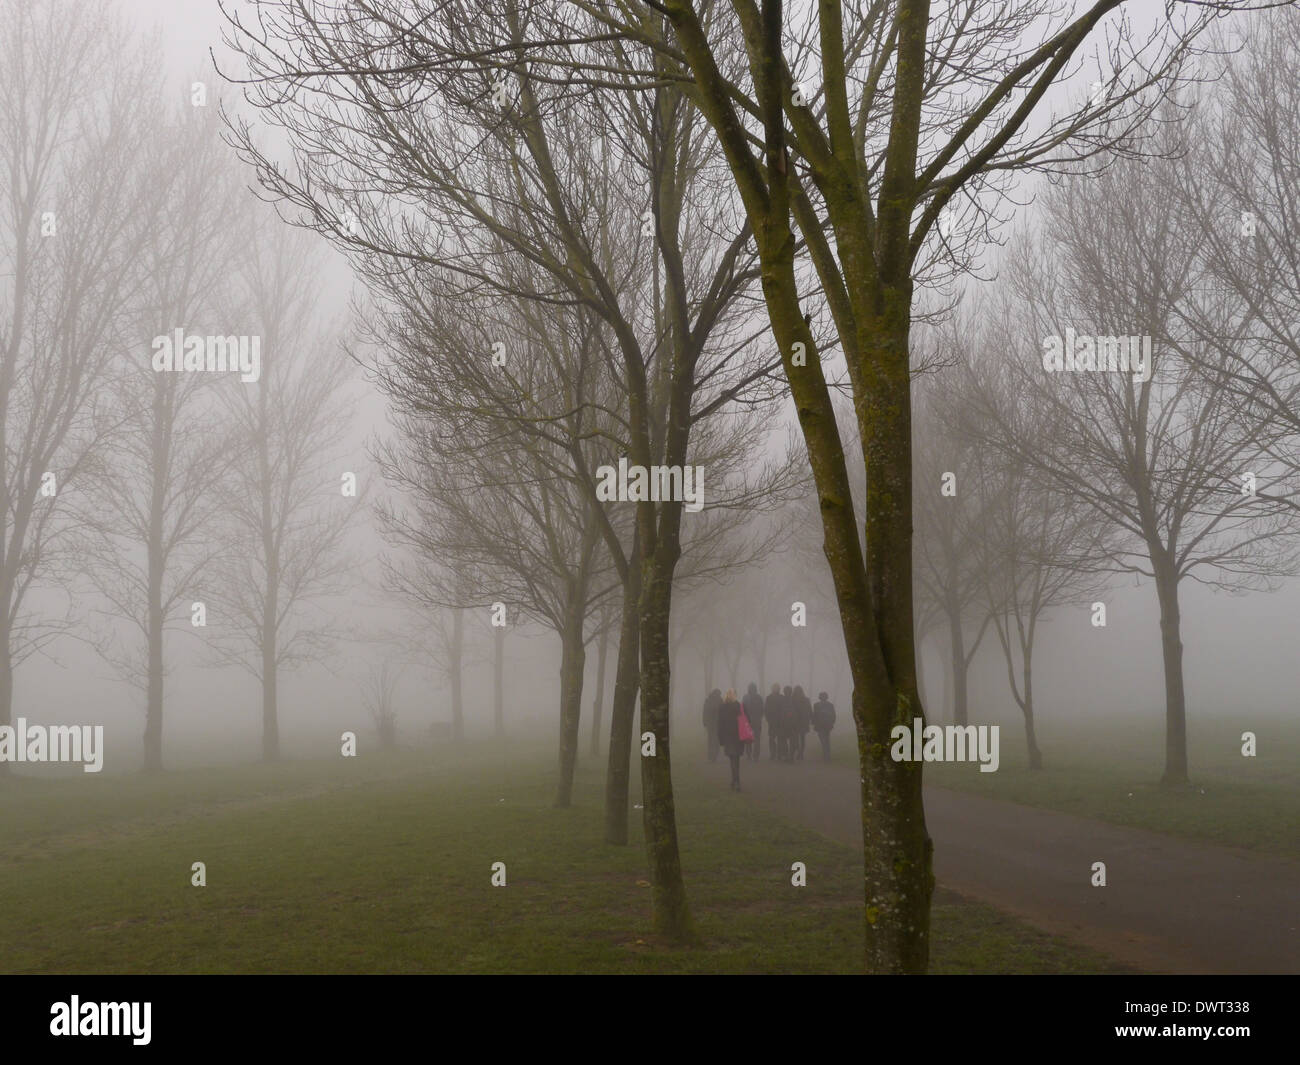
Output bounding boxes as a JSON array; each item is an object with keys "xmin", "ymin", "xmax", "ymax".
[
  {"xmin": 742, "ymin": 682, "xmax": 764, "ymax": 761},
  {"xmin": 792, "ymin": 685, "xmax": 812, "ymax": 761},
  {"xmin": 764, "ymin": 683, "xmax": 784, "ymax": 761},
  {"xmin": 780, "ymin": 685, "xmax": 796, "ymax": 762},
  {"xmin": 812, "ymin": 692, "xmax": 836, "ymax": 761},
  {"xmin": 716, "ymin": 688, "xmax": 746, "ymax": 790},
  {"xmin": 702, "ymin": 689, "xmax": 723, "ymax": 762}
]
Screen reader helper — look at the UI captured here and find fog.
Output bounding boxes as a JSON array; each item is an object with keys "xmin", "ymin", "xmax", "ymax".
[
  {"xmin": 9, "ymin": 0, "xmax": 1294, "ymax": 769},
  {"xmin": 2, "ymin": 0, "xmax": 1296, "ymax": 988}
]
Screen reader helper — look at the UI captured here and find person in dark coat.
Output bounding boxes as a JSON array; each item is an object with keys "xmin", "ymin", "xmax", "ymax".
[
  {"xmin": 792, "ymin": 685, "xmax": 812, "ymax": 761},
  {"xmin": 764, "ymin": 683, "xmax": 784, "ymax": 761},
  {"xmin": 742, "ymin": 682, "xmax": 764, "ymax": 761},
  {"xmin": 812, "ymin": 691, "xmax": 836, "ymax": 761},
  {"xmin": 780, "ymin": 685, "xmax": 796, "ymax": 762},
  {"xmin": 716, "ymin": 688, "xmax": 745, "ymax": 790},
  {"xmin": 702, "ymin": 688, "xmax": 723, "ymax": 762}
]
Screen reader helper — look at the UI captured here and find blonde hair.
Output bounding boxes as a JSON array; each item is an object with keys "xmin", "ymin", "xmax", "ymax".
[{"xmin": 724, "ymin": 688, "xmax": 737, "ymax": 702}]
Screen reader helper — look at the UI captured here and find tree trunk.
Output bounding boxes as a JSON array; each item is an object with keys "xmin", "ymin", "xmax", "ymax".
[
  {"xmin": 854, "ymin": 307, "xmax": 933, "ymax": 974},
  {"xmin": 639, "ymin": 553, "xmax": 694, "ymax": 942},
  {"xmin": 939, "ymin": 638, "xmax": 952, "ymax": 724},
  {"xmin": 493, "ymin": 624, "xmax": 505, "ymax": 740},
  {"xmin": 144, "ymin": 602, "xmax": 164, "ymax": 773},
  {"xmin": 261, "ymin": 640, "xmax": 279, "ymax": 762},
  {"xmin": 261, "ymin": 562, "xmax": 279, "ymax": 761},
  {"xmin": 667, "ymin": 650, "xmax": 676, "ymax": 729},
  {"xmin": 855, "ymin": 682, "xmax": 930, "ymax": 971},
  {"xmin": 259, "ymin": 380, "xmax": 280, "ymax": 763},
  {"xmin": 144, "ymin": 379, "xmax": 167, "ymax": 773},
  {"xmin": 0, "ymin": 639, "xmax": 11, "ymax": 778},
  {"xmin": 450, "ymin": 607, "xmax": 465, "ymax": 742},
  {"xmin": 555, "ymin": 600, "xmax": 587, "ymax": 808},
  {"xmin": 144, "ymin": 456, "xmax": 165, "ymax": 771},
  {"xmin": 1154, "ymin": 564, "xmax": 1189, "ymax": 786},
  {"xmin": 1023, "ymin": 704, "xmax": 1042, "ymax": 770},
  {"xmin": 590, "ymin": 622, "xmax": 608, "ymax": 757},
  {"xmin": 1022, "ymin": 660, "xmax": 1042, "ymax": 770},
  {"xmin": 948, "ymin": 607, "xmax": 968, "ymax": 727},
  {"xmin": 659, "ymin": 0, "xmax": 934, "ymax": 972},
  {"xmin": 750, "ymin": 224, "xmax": 934, "ymax": 971},
  {"xmin": 605, "ymin": 549, "xmax": 641, "ymax": 844},
  {"xmin": 914, "ymin": 635, "xmax": 930, "ymax": 713}
]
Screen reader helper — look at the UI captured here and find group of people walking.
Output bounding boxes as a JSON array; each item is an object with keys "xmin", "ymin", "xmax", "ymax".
[{"xmin": 702, "ymin": 683, "xmax": 837, "ymax": 790}]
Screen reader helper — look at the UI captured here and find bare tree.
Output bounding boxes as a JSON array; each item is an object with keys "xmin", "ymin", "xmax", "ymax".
[
  {"xmin": 375, "ymin": 348, "xmax": 618, "ymax": 803},
  {"xmin": 206, "ymin": 225, "xmax": 360, "ymax": 762},
  {"xmin": 953, "ymin": 352, "xmax": 1115, "ymax": 768},
  {"xmin": 488, "ymin": 606, "xmax": 511, "ymax": 742},
  {"xmin": 975, "ymin": 144, "xmax": 1295, "ymax": 785},
  {"xmin": 371, "ymin": 590, "xmax": 484, "ymax": 743},
  {"xmin": 77, "ymin": 102, "xmax": 245, "ymax": 772},
  {"xmin": 1170, "ymin": 10, "xmax": 1300, "ymax": 492},
  {"xmin": 363, "ymin": 661, "xmax": 400, "ymax": 751},
  {"xmin": 0, "ymin": 0, "xmax": 162, "ymax": 765},
  {"xmin": 217, "ymin": 0, "xmax": 1264, "ymax": 966},
  {"xmin": 587, "ymin": 596, "xmax": 619, "ymax": 756},
  {"xmin": 913, "ymin": 369, "xmax": 997, "ymax": 729},
  {"xmin": 220, "ymin": 3, "xmax": 801, "ymax": 941},
  {"xmin": 487, "ymin": 0, "xmax": 1253, "ymax": 972},
  {"xmin": 430, "ymin": 602, "xmax": 467, "ymax": 742}
]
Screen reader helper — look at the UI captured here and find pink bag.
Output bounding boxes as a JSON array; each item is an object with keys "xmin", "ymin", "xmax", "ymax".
[{"xmin": 737, "ymin": 709, "xmax": 754, "ymax": 743}]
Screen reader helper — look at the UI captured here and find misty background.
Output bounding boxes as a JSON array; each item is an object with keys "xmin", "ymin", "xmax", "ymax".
[{"xmin": 6, "ymin": 0, "xmax": 1293, "ymax": 781}]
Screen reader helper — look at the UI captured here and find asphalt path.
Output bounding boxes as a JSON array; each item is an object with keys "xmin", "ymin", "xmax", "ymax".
[{"xmin": 723, "ymin": 755, "xmax": 1299, "ymax": 974}]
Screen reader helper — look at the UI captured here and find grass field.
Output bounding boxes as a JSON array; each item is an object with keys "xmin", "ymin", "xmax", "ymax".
[
  {"xmin": 926, "ymin": 715, "xmax": 1300, "ymax": 857},
  {"xmin": 0, "ymin": 742, "xmax": 1130, "ymax": 974}
]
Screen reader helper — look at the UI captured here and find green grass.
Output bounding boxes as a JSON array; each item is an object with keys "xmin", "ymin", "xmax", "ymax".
[
  {"xmin": 0, "ymin": 743, "xmax": 1129, "ymax": 973},
  {"xmin": 926, "ymin": 715, "xmax": 1300, "ymax": 858}
]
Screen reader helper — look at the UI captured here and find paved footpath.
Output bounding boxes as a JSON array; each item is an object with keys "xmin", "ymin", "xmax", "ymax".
[{"xmin": 728, "ymin": 758, "xmax": 1299, "ymax": 974}]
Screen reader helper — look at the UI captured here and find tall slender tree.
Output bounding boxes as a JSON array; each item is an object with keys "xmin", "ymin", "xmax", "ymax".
[
  {"xmin": 222, "ymin": 2, "xmax": 796, "ymax": 938},
  {"xmin": 975, "ymin": 154, "xmax": 1295, "ymax": 784},
  {"xmin": 512, "ymin": 0, "xmax": 1255, "ymax": 969},
  {"xmin": 207, "ymin": 225, "xmax": 359, "ymax": 761},
  {"xmin": 79, "ymin": 102, "xmax": 243, "ymax": 772},
  {"xmin": 0, "ymin": 0, "xmax": 162, "ymax": 766}
]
